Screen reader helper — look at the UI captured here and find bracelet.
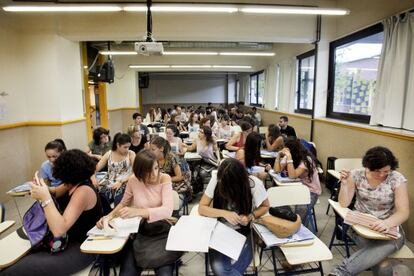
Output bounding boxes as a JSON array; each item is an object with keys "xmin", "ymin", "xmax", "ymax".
[
  {"xmin": 286, "ymin": 160, "xmax": 294, "ymax": 164},
  {"xmin": 41, "ymin": 198, "xmax": 53, "ymax": 208}
]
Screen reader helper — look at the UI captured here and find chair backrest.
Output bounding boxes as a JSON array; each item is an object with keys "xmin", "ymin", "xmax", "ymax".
[
  {"xmin": 335, "ymin": 158, "xmax": 362, "ymax": 171},
  {"xmin": 172, "ymin": 190, "xmax": 180, "ymax": 211},
  {"xmin": 267, "ymin": 185, "xmax": 311, "ymax": 207},
  {"xmin": 0, "ymin": 203, "xmax": 4, "ymax": 222}
]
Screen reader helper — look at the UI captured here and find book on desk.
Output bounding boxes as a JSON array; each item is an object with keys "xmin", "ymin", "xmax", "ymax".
[
  {"xmin": 253, "ymin": 223, "xmax": 314, "ymax": 247},
  {"xmin": 269, "ymin": 171, "xmax": 301, "ymax": 183}
]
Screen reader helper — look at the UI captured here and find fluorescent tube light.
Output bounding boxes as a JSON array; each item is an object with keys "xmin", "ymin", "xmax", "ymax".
[
  {"xmin": 219, "ymin": 52, "xmax": 275, "ymax": 56},
  {"xmin": 163, "ymin": 51, "xmax": 218, "ymax": 56},
  {"xmin": 129, "ymin": 65, "xmax": 170, "ymax": 69},
  {"xmin": 240, "ymin": 6, "xmax": 349, "ymax": 15},
  {"xmin": 3, "ymin": 5, "xmax": 122, "ymax": 12},
  {"xmin": 212, "ymin": 65, "xmax": 252, "ymax": 69},
  {"xmin": 100, "ymin": 51, "xmax": 138, "ymax": 56},
  {"xmin": 170, "ymin": 65, "xmax": 212, "ymax": 68},
  {"xmin": 123, "ymin": 4, "xmax": 237, "ymax": 13}
]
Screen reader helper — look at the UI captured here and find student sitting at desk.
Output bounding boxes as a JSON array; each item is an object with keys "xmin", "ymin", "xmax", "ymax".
[
  {"xmin": 199, "ymin": 158, "xmax": 269, "ymax": 275},
  {"xmin": 132, "ymin": 112, "xmax": 151, "ymax": 142},
  {"xmin": 329, "ymin": 147, "xmax": 409, "ymax": 276},
  {"xmin": 165, "ymin": 124, "xmax": 187, "ymax": 156},
  {"xmin": 1, "ymin": 150, "xmax": 103, "ymax": 276},
  {"xmin": 150, "ymin": 136, "xmax": 192, "ymax": 198},
  {"xmin": 265, "ymin": 124, "xmax": 284, "ymax": 152},
  {"xmin": 200, "ymin": 117, "xmax": 211, "ymax": 128},
  {"xmin": 225, "ymin": 121, "xmax": 253, "ymax": 151},
  {"xmin": 128, "ymin": 126, "xmax": 147, "ymax": 154},
  {"xmin": 86, "ymin": 127, "xmax": 112, "ymax": 161},
  {"xmin": 96, "ymin": 133, "xmax": 136, "ymax": 206},
  {"xmin": 40, "ymin": 139, "xmax": 66, "ymax": 187},
  {"xmin": 168, "ymin": 114, "xmax": 186, "ymax": 132},
  {"xmin": 236, "ymin": 132, "xmax": 269, "ymax": 181},
  {"xmin": 187, "ymin": 126, "xmax": 221, "ymax": 164},
  {"xmin": 218, "ymin": 114, "xmax": 232, "ymax": 140},
  {"xmin": 96, "ymin": 149, "xmax": 174, "ymax": 276},
  {"xmin": 273, "ymin": 138, "xmax": 321, "ymax": 223},
  {"xmin": 186, "ymin": 112, "xmax": 200, "ymax": 134}
]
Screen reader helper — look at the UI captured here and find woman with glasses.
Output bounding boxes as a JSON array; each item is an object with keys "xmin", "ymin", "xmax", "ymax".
[{"xmin": 329, "ymin": 146, "xmax": 409, "ymax": 276}]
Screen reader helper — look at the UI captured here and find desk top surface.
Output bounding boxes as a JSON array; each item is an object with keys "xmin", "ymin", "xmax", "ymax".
[
  {"xmin": 80, "ymin": 236, "xmax": 128, "ymax": 254},
  {"xmin": 0, "ymin": 231, "xmax": 32, "ymax": 269}
]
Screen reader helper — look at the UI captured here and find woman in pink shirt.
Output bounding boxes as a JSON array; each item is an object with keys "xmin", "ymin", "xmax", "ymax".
[
  {"xmin": 97, "ymin": 149, "xmax": 174, "ymax": 276},
  {"xmin": 273, "ymin": 138, "xmax": 321, "ymax": 226}
]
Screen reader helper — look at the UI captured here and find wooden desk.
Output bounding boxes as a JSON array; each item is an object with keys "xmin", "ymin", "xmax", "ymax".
[
  {"xmin": 280, "ymin": 237, "xmax": 332, "ymax": 265},
  {"xmin": 328, "ymin": 199, "xmax": 391, "ymax": 240},
  {"xmin": 0, "ymin": 221, "xmax": 15, "ymax": 235},
  {"xmin": 80, "ymin": 236, "xmax": 128, "ymax": 254},
  {"xmin": 0, "ymin": 230, "xmax": 32, "ymax": 269}
]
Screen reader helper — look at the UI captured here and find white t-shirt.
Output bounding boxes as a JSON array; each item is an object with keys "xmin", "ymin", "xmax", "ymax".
[{"xmin": 205, "ymin": 173, "xmax": 267, "ymax": 210}]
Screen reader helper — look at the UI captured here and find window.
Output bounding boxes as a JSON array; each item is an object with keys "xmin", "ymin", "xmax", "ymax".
[
  {"xmin": 250, "ymin": 71, "xmax": 265, "ymax": 106},
  {"xmin": 327, "ymin": 23, "xmax": 384, "ymax": 123},
  {"xmin": 235, "ymin": 79, "xmax": 240, "ymax": 102},
  {"xmin": 295, "ymin": 50, "xmax": 315, "ymax": 114}
]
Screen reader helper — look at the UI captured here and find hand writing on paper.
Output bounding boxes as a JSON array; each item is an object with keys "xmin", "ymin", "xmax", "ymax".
[
  {"xmin": 223, "ymin": 211, "xmax": 241, "ymax": 226},
  {"xmin": 118, "ymin": 207, "xmax": 139, "ymax": 219},
  {"xmin": 369, "ymin": 219, "xmax": 390, "ymax": 233}
]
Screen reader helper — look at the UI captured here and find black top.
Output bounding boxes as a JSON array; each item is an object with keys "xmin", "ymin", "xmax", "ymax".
[
  {"xmin": 129, "ymin": 136, "xmax": 147, "ymax": 154},
  {"xmin": 58, "ymin": 180, "xmax": 102, "ymax": 243},
  {"xmin": 280, "ymin": 125, "xmax": 297, "ymax": 138}
]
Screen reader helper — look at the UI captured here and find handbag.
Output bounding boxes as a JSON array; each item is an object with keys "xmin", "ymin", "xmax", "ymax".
[
  {"xmin": 133, "ymin": 220, "xmax": 183, "ymax": 269},
  {"xmin": 16, "ymin": 199, "xmax": 68, "ymax": 254},
  {"xmin": 256, "ymin": 214, "xmax": 301, "ymax": 238}
]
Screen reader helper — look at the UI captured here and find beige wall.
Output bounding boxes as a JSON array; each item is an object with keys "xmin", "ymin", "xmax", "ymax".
[
  {"xmin": 108, "ymin": 109, "xmax": 139, "ymax": 135},
  {"xmin": 0, "ymin": 121, "xmax": 87, "ymax": 203},
  {"xmin": 257, "ymin": 108, "xmax": 312, "ymax": 141}
]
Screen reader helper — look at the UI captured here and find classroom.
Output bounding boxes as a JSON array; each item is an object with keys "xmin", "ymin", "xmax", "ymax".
[{"xmin": 0, "ymin": 0, "xmax": 414, "ymax": 275}]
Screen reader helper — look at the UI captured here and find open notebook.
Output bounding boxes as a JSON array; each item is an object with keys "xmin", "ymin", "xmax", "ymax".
[
  {"xmin": 7, "ymin": 182, "xmax": 31, "ymax": 194},
  {"xmin": 87, "ymin": 217, "xmax": 142, "ymax": 238}
]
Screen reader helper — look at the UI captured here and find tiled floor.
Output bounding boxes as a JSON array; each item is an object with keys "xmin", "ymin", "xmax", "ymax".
[{"xmin": 2, "ymin": 187, "xmax": 414, "ymax": 275}]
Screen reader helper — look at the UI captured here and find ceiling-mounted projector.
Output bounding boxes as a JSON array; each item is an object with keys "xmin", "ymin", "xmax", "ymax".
[{"xmin": 135, "ymin": 42, "xmax": 164, "ymax": 56}]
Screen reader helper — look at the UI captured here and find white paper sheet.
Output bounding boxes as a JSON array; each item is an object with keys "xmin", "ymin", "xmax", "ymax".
[
  {"xmin": 209, "ymin": 222, "xmax": 247, "ymax": 260},
  {"xmin": 166, "ymin": 216, "xmax": 217, "ymax": 252},
  {"xmin": 87, "ymin": 217, "xmax": 141, "ymax": 238},
  {"xmin": 253, "ymin": 223, "xmax": 314, "ymax": 247}
]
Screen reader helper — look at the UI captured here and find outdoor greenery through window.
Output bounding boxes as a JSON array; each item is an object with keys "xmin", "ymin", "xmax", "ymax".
[
  {"xmin": 328, "ymin": 23, "xmax": 384, "ymax": 123},
  {"xmin": 295, "ymin": 50, "xmax": 315, "ymax": 114},
  {"xmin": 250, "ymin": 71, "xmax": 265, "ymax": 106}
]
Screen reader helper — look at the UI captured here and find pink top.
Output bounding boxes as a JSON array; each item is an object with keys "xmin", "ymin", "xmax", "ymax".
[
  {"xmin": 297, "ymin": 160, "xmax": 321, "ymax": 195},
  {"xmin": 120, "ymin": 174, "xmax": 173, "ymax": 222}
]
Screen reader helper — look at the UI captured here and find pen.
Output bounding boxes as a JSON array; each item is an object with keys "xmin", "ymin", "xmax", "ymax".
[{"xmin": 87, "ymin": 236, "xmax": 112, "ymax": 241}]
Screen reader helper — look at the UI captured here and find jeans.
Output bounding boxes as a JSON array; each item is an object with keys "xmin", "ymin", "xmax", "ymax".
[
  {"xmin": 209, "ymin": 235, "xmax": 253, "ymax": 276},
  {"xmin": 295, "ymin": 192, "xmax": 318, "ymax": 227},
  {"xmin": 331, "ymin": 228, "xmax": 405, "ymax": 276}
]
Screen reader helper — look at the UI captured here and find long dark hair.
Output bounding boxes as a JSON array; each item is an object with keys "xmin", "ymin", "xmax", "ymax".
[
  {"xmin": 284, "ymin": 138, "xmax": 315, "ymax": 179},
  {"xmin": 245, "ymin": 132, "xmax": 262, "ymax": 168},
  {"xmin": 92, "ymin": 127, "xmax": 110, "ymax": 145},
  {"xmin": 216, "ymin": 159, "xmax": 253, "ymax": 215},
  {"xmin": 189, "ymin": 112, "xmax": 198, "ymax": 126},
  {"xmin": 166, "ymin": 124, "xmax": 179, "ymax": 137},
  {"xmin": 268, "ymin": 124, "xmax": 281, "ymax": 143},
  {"xmin": 201, "ymin": 126, "xmax": 214, "ymax": 145},
  {"xmin": 112, "ymin": 133, "xmax": 132, "ymax": 151}
]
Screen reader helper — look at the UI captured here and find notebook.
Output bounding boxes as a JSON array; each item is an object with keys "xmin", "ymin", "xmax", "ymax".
[
  {"xmin": 253, "ymin": 223, "xmax": 314, "ymax": 247},
  {"xmin": 269, "ymin": 171, "xmax": 301, "ymax": 183}
]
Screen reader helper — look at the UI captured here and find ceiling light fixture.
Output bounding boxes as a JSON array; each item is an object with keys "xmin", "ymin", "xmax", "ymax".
[
  {"xmin": 3, "ymin": 5, "xmax": 122, "ymax": 12},
  {"xmin": 123, "ymin": 4, "xmax": 237, "ymax": 13},
  {"xmin": 240, "ymin": 6, "xmax": 349, "ymax": 15},
  {"xmin": 219, "ymin": 52, "xmax": 275, "ymax": 56},
  {"xmin": 163, "ymin": 51, "xmax": 218, "ymax": 56},
  {"xmin": 129, "ymin": 64, "xmax": 252, "ymax": 70},
  {"xmin": 100, "ymin": 51, "xmax": 138, "ymax": 55},
  {"xmin": 212, "ymin": 65, "xmax": 252, "ymax": 68},
  {"xmin": 129, "ymin": 65, "xmax": 170, "ymax": 69}
]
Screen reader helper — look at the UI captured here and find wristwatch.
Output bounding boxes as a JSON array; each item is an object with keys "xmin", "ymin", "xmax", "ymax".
[{"xmin": 41, "ymin": 198, "xmax": 53, "ymax": 208}]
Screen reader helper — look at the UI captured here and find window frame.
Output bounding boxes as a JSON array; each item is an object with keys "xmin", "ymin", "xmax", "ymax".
[
  {"xmin": 327, "ymin": 23, "xmax": 384, "ymax": 124},
  {"xmin": 295, "ymin": 49, "xmax": 315, "ymax": 115},
  {"xmin": 249, "ymin": 70, "xmax": 264, "ymax": 107}
]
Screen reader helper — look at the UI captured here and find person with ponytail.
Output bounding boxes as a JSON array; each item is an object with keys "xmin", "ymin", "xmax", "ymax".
[
  {"xmin": 199, "ymin": 159, "xmax": 269, "ymax": 275},
  {"xmin": 40, "ymin": 139, "xmax": 67, "ymax": 187},
  {"xmin": 96, "ymin": 133, "xmax": 136, "ymax": 206}
]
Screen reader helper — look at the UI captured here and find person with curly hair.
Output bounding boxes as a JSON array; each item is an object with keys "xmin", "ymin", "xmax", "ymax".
[
  {"xmin": 86, "ymin": 127, "xmax": 112, "ymax": 161},
  {"xmin": 1, "ymin": 149, "xmax": 103, "ymax": 276},
  {"xmin": 39, "ymin": 139, "xmax": 67, "ymax": 187},
  {"xmin": 329, "ymin": 147, "xmax": 409, "ymax": 276}
]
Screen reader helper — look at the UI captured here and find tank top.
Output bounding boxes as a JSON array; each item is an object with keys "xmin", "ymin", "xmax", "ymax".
[
  {"xmin": 196, "ymin": 139, "xmax": 216, "ymax": 160},
  {"xmin": 234, "ymin": 132, "xmax": 245, "ymax": 148},
  {"xmin": 107, "ymin": 151, "xmax": 132, "ymax": 184},
  {"xmin": 58, "ymin": 180, "xmax": 102, "ymax": 243}
]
